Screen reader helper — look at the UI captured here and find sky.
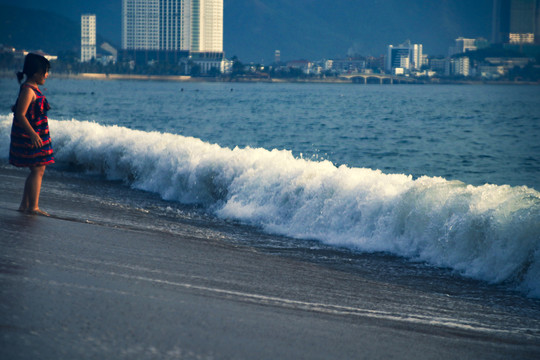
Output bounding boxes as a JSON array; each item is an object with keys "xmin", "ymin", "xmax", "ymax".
[
  {"xmin": 1, "ymin": 0, "xmax": 121, "ymax": 44},
  {"xmin": 0, "ymin": 0, "xmax": 493, "ymax": 61}
]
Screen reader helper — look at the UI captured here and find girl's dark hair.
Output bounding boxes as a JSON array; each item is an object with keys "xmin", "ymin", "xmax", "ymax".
[{"xmin": 16, "ymin": 53, "xmax": 50, "ymax": 84}]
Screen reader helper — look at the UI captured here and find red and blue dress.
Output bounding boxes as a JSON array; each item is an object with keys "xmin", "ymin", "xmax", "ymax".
[{"xmin": 9, "ymin": 84, "xmax": 55, "ymax": 167}]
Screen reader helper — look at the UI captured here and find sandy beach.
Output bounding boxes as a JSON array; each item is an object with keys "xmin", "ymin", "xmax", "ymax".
[{"xmin": 1, "ymin": 166, "xmax": 539, "ymax": 359}]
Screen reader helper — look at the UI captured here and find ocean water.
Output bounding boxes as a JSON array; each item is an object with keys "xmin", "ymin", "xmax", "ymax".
[{"xmin": 1, "ymin": 78, "xmax": 539, "ymax": 300}]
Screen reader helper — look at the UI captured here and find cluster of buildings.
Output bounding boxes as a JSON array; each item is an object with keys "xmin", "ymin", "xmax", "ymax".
[
  {"xmin": 435, "ymin": 0, "xmax": 539, "ymax": 79},
  {"xmin": 282, "ymin": 0, "xmax": 540, "ymax": 80},
  {"xmin": 80, "ymin": 0, "xmax": 228, "ymax": 74},
  {"xmin": 4, "ymin": 0, "xmax": 538, "ymax": 80},
  {"xmin": 382, "ymin": 38, "xmax": 490, "ymax": 78}
]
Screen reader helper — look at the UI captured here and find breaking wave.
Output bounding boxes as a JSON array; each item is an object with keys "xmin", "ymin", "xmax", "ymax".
[{"xmin": 2, "ymin": 116, "xmax": 539, "ymax": 297}]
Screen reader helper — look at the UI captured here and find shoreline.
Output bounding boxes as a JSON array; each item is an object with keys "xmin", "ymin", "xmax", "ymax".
[
  {"xmin": 49, "ymin": 72, "xmax": 355, "ymax": 84},
  {"xmin": 1, "ymin": 166, "xmax": 540, "ymax": 359},
  {"xmin": 51, "ymin": 72, "xmax": 540, "ymax": 85},
  {"xmin": 1, "ymin": 70, "xmax": 538, "ymax": 85}
]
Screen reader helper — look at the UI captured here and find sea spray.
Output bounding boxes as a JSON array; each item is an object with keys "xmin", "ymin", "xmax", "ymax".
[{"xmin": 1, "ymin": 116, "xmax": 539, "ymax": 296}]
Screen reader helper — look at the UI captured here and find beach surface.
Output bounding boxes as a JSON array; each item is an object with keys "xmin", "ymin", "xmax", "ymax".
[{"xmin": 1, "ymin": 166, "xmax": 539, "ymax": 360}]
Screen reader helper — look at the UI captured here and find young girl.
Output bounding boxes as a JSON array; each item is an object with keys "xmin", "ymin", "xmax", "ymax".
[{"xmin": 10, "ymin": 53, "xmax": 54, "ymax": 216}]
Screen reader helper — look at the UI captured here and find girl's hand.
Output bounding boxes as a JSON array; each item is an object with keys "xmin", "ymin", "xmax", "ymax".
[{"xmin": 30, "ymin": 132, "xmax": 43, "ymax": 148}]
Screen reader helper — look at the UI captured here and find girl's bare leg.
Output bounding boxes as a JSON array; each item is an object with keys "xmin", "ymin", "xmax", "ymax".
[{"xmin": 19, "ymin": 165, "xmax": 49, "ymax": 216}]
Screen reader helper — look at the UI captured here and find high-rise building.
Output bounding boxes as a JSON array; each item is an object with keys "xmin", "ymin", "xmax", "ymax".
[
  {"xmin": 386, "ymin": 41, "xmax": 423, "ymax": 74},
  {"xmin": 122, "ymin": 0, "xmax": 160, "ymax": 50},
  {"xmin": 121, "ymin": 0, "xmax": 223, "ymax": 53},
  {"xmin": 191, "ymin": 0, "xmax": 223, "ymax": 52},
  {"xmin": 409, "ymin": 43, "xmax": 423, "ymax": 69},
  {"xmin": 492, "ymin": 0, "xmax": 539, "ymax": 44},
  {"xmin": 81, "ymin": 14, "xmax": 96, "ymax": 62},
  {"xmin": 386, "ymin": 45, "xmax": 409, "ymax": 73}
]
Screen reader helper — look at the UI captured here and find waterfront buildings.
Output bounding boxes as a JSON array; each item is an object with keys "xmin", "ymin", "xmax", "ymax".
[
  {"xmin": 100, "ymin": 42, "xmax": 118, "ymax": 64},
  {"xmin": 386, "ymin": 41, "xmax": 424, "ymax": 74},
  {"xmin": 81, "ymin": 14, "xmax": 96, "ymax": 62},
  {"xmin": 286, "ymin": 60, "xmax": 314, "ymax": 74},
  {"xmin": 121, "ymin": 0, "xmax": 224, "ymax": 72},
  {"xmin": 429, "ymin": 58, "xmax": 447, "ymax": 73},
  {"xmin": 0, "ymin": 47, "xmax": 58, "ymax": 62},
  {"xmin": 332, "ymin": 57, "xmax": 367, "ymax": 73},
  {"xmin": 447, "ymin": 56, "xmax": 470, "ymax": 77}
]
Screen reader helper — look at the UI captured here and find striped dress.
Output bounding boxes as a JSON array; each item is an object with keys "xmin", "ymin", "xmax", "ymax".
[{"xmin": 9, "ymin": 84, "xmax": 55, "ymax": 167}]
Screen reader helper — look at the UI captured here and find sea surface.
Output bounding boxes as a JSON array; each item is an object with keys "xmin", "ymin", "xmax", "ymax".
[{"xmin": 1, "ymin": 78, "xmax": 540, "ymax": 304}]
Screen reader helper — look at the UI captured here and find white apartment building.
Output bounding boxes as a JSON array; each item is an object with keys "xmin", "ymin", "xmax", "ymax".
[
  {"xmin": 122, "ymin": 0, "xmax": 223, "ymax": 53},
  {"xmin": 122, "ymin": 0, "xmax": 160, "ymax": 50},
  {"xmin": 447, "ymin": 56, "xmax": 470, "ymax": 77},
  {"xmin": 201, "ymin": 0, "xmax": 223, "ymax": 52},
  {"xmin": 409, "ymin": 43, "xmax": 423, "ymax": 70},
  {"xmin": 81, "ymin": 14, "xmax": 96, "ymax": 62}
]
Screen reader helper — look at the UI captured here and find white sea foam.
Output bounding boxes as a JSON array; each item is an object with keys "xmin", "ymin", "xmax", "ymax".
[{"xmin": 2, "ymin": 116, "xmax": 539, "ymax": 296}]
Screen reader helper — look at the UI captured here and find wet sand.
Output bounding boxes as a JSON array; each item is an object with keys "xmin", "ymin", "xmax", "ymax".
[{"xmin": 1, "ymin": 167, "xmax": 539, "ymax": 359}]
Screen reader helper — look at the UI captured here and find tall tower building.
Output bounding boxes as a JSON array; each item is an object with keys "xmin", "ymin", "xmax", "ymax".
[
  {"xmin": 122, "ymin": 0, "xmax": 161, "ymax": 50},
  {"xmin": 122, "ymin": 0, "xmax": 223, "ymax": 53},
  {"xmin": 190, "ymin": 0, "xmax": 223, "ymax": 52},
  {"xmin": 81, "ymin": 14, "xmax": 96, "ymax": 62},
  {"xmin": 160, "ymin": 0, "xmax": 190, "ymax": 51},
  {"xmin": 492, "ymin": 0, "xmax": 539, "ymax": 44}
]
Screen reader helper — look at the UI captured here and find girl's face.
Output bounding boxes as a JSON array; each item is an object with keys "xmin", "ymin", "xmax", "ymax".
[{"xmin": 32, "ymin": 71, "xmax": 49, "ymax": 85}]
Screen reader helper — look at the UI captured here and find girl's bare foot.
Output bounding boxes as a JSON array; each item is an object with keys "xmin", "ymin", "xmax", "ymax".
[
  {"xmin": 28, "ymin": 209, "xmax": 50, "ymax": 217},
  {"xmin": 17, "ymin": 207, "xmax": 27, "ymax": 213}
]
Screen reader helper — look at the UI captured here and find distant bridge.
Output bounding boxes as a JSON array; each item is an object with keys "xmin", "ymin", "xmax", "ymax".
[{"xmin": 339, "ymin": 74, "xmax": 420, "ymax": 84}]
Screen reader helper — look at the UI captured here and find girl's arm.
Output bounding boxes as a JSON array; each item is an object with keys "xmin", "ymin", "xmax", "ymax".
[{"xmin": 14, "ymin": 87, "xmax": 43, "ymax": 148}]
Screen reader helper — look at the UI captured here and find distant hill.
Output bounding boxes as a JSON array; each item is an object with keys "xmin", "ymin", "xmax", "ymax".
[{"xmin": 0, "ymin": 5, "xmax": 111, "ymax": 55}]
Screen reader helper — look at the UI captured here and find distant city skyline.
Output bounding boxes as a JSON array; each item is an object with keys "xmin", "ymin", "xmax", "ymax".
[{"xmin": 0, "ymin": 0, "xmax": 496, "ymax": 61}]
